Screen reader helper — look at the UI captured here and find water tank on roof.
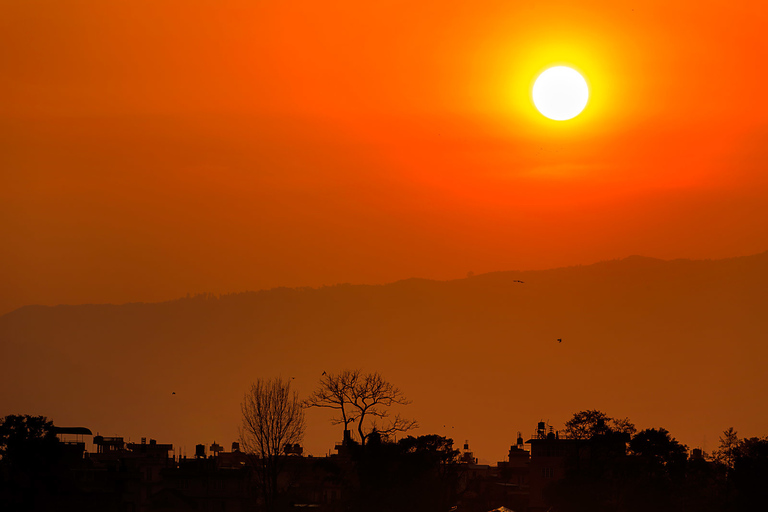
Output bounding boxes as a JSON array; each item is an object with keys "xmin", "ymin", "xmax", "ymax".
[{"xmin": 195, "ymin": 444, "xmax": 205, "ymax": 458}]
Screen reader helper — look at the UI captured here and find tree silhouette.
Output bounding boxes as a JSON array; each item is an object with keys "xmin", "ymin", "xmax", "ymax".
[
  {"xmin": 348, "ymin": 434, "xmax": 459, "ymax": 512},
  {"xmin": 564, "ymin": 409, "xmax": 636, "ymax": 440},
  {"xmin": 240, "ymin": 378, "xmax": 306, "ymax": 512},
  {"xmin": 733, "ymin": 436, "xmax": 768, "ymax": 509},
  {"xmin": 629, "ymin": 428, "xmax": 688, "ymax": 476},
  {"xmin": 305, "ymin": 370, "xmax": 417, "ymax": 447},
  {"xmin": 349, "ymin": 372, "xmax": 417, "ymax": 446},
  {"xmin": 0, "ymin": 415, "xmax": 64, "ymax": 511},
  {"xmin": 548, "ymin": 411, "xmax": 634, "ymax": 512},
  {"xmin": 547, "ymin": 413, "xmax": 719, "ymax": 512},
  {"xmin": 714, "ymin": 426, "xmax": 739, "ymax": 471},
  {"xmin": 625, "ymin": 428, "xmax": 688, "ymax": 512},
  {"xmin": 303, "ymin": 369, "xmax": 360, "ymax": 433}
]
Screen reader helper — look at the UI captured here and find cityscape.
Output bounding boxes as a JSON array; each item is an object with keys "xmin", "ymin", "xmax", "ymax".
[
  {"xmin": 2, "ymin": 382, "xmax": 767, "ymax": 511},
  {"xmin": 3, "ymin": 1, "xmax": 767, "ymax": 511}
]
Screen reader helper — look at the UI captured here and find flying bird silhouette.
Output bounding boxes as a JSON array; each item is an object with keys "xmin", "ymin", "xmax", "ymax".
[{"xmin": 557, "ymin": 339, "xmax": 562, "ymax": 343}]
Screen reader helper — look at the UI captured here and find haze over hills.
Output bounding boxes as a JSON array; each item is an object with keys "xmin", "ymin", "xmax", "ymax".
[{"xmin": 2, "ymin": 253, "xmax": 767, "ymax": 463}]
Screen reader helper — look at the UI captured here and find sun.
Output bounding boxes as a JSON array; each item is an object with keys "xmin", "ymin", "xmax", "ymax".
[{"xmin": 532, "ymin": 66, "xmax": 589, "ymax": 121}]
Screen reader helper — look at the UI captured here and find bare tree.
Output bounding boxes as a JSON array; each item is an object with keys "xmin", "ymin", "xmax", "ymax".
[
  {"xmin": 305, "ymin": 370, "xmax": 417, "ymax": 447},
  {"xmin": 349, "ymin": 372, "xmax": 418, "ymax": 446},
  {"xmin": 240, "ymin": 377, "xmax": 306, "ymax": 512},
  {"xmin": 303, "ymin": 369, "xmax": 360, "ymax": 432}
]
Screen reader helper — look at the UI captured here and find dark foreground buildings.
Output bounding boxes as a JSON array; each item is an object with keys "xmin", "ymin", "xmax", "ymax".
[{"xmin": 2, "ymin": 417, "xmax": 765, "ymax": 512}]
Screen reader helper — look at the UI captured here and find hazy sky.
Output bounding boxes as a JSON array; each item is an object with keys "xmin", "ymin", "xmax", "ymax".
[{"xmin": 2, "ymin": 0, "xmax": 768, "ymax": 315}]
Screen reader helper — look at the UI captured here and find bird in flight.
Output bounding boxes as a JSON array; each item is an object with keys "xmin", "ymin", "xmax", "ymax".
[
  {"xmin": 514, "ymin": 280, "xmax": 524, "ymax": 283},
  {"xmin": 322, "ymin": 371, "xmax": 327, "ymax": 376},
  {"xmin": 557, "ymin": 339, "xmax": 562, "ymax": 343},
  {"xmin": 172, "ymin": 392, "xmax": 176, "ymax": 395}
]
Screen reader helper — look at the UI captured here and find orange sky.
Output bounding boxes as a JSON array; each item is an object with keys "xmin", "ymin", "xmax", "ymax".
[{"xmin": 2, "ymin": 0, "xmax": 768, "ymax": 316}]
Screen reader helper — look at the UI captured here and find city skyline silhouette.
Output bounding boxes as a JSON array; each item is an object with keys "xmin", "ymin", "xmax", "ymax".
[{"xmin": 2, "ymin": 1, "xmax": 767, "ymax": 510}]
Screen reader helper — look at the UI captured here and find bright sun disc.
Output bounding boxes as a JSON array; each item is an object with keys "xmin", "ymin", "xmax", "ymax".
[{"xmin": 532, "ymin": 66, "xmax": 589, "ymax": 121}]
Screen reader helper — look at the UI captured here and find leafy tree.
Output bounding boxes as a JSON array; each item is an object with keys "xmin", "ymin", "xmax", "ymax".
[
  {"xmin": 549, "ymin": 414, "xmax": 702, "ymax": 512},
  {"xmin": 0, "ymin": 415, "xmax": 64, "ymax": 510},
  {"xmin": 624, "ymin": 428, "xmax": 689, "ymax": 512},
  {"xmin": 714, "ymin": 426, "xmax": 739, "ymax": 471},
  {"xmin": 548, "ymin": 412, "xmax": 635, "ymax": 512},
  {"xmin": 348, "ymin": 435, "xmax": 459, "ymax": 512},
  {"xmin": 629, "ymin": 428, "xmax": 688, "ymax": 474},
  {"xmin": 0, "ymin": 415, "xmax": 57, "ymax": 461},
  {"xmin": 682, "ymin": 451, "xmax": 728, "ymax": 512},
  {"xmin": 564, "ymin": 409, "xmax": 635, "ymax": 440},
  {"xmin": 398, "ymin": 434, "xmax": 459, "ymax": 463},
  {"xmin": 240, "ymin": 378, "xmax": 306, "ymax": 512},
  {"xmin": 611, "ymin": 417, "xmax": 637, "ymax": 437},
  {"xmin": 732, "ymin": 436, "xmax": 768, "ymax": 510}
]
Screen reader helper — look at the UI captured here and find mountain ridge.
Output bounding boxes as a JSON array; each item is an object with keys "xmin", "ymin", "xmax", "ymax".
[
  {"xmin": 5, "ymin": 251, "xmax": 766, "ymax": 317},
  {"xmin": 2, "ymin": 251, "xmax": 767, "ymax": 463}
]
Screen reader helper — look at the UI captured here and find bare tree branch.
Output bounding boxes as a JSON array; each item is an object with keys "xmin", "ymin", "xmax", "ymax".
[{"xmin": 303, "ymin": 370, "xmax": 360, "ymax": 431}]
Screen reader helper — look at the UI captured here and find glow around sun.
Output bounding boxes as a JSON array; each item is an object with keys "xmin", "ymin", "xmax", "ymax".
[{"xmin": 532, "ymin": 66, "xmax": 589, "ymax": 121}]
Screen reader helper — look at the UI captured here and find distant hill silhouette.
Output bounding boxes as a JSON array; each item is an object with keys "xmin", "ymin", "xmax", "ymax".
[{"xmin": 2, "ymin": 253, "xmax": 767, "ymax": 462}]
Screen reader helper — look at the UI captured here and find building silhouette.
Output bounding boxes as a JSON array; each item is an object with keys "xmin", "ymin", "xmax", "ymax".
[{"xmin": 5, "ymin": 418, "xmax": 739, "ymax": 512}]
